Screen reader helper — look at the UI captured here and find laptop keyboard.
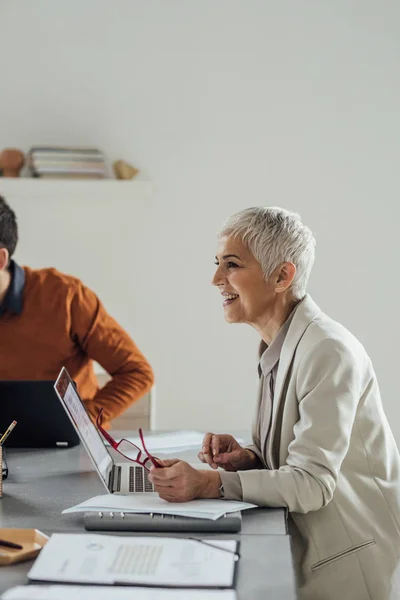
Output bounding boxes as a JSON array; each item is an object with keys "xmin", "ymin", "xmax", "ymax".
[
  {"xmin": 129, "ymin": 466, "xmax": 154, "ymax": 492},
  {"xmin": 110, "ymin": 465, "xmax": 154, "ymax": 492}
]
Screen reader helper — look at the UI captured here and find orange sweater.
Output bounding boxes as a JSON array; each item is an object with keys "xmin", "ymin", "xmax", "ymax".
[{"xmin": 0, "ymin": 265, "xmax": 154, "ymax": 425}]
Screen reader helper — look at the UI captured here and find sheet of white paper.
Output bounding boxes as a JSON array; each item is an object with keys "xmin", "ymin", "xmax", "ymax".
[
  {"xmin": 2, "ymin": 586, "xmax": 237, "ymax": 600},
  {"xmin": 62, "ymin": 493, "xmax": 256, "ymax": 520},
  {"xmin": 28, "ymin": 534, "xmax": 238, "ymax": 588},
  {"xmin": 122, "ymin": 431, "xmax": 205, "ymax": 452},
  {"xmin": 107, "ymin": 431, "xmax": 244, "ymax": 454}
]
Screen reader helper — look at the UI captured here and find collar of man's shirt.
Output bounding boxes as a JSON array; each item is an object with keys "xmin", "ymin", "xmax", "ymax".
[
  {"xmin": 258, "ymin": 307, "xmax": 298, "ymax": 378},
  {"xmin": 0, "ymin": 260, "xmax": 25, "ymax": 317}
]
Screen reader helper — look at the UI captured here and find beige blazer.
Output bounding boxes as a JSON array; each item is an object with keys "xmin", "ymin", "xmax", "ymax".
[{"xmin": 239, "ymin": 295, "xmax": 400, "ymax": 600}]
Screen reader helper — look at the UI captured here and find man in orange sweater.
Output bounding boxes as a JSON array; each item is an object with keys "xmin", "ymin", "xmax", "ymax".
[{"xmin": 0, "ymin": 195, "xmax": 154, "ymax": 426}]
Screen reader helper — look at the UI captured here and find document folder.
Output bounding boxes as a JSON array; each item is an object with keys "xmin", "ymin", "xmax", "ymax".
[
  {"xmin": 84, "ymin": 510, "xmax": 242, "ymax": 533},
  {"xmin": 28, "ymin": 534, "xmax": 240, "ymax": 588}
]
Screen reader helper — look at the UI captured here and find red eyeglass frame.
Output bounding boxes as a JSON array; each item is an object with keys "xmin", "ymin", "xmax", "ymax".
[{"xmin": 96, "ymin": 408, "xmax": 162, "ymax": 470}]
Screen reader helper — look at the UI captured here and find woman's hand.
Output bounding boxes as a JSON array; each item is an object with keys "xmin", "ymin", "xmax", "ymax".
[
  {"xmin": 198, "ymin": 433, "xmax": 261, "ymax": 471},
  {"xmin": 149, "ymin": 459, "xmax": 222, "ymax": 503}
]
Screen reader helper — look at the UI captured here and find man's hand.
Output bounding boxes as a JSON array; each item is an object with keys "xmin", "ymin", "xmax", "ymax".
[
  {"xmin": 198, "ymin": 433, "xmax": 261, "ymax": 471},
  {"xmin": 148, "ymin": 459, "xmax": 221, "ymax": 503}
]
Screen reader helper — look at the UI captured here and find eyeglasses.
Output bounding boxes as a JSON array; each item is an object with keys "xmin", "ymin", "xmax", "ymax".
[{"xmin": 96, "ymin": 408, "xmax": 162, "ymax": 471}]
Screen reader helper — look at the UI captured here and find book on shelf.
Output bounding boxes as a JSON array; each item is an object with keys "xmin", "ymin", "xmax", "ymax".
[
  {"xmin": 27, "ymin": 146, "xmax": 106, "ymax": 179},
  {"xmin": 29, "ymin": 146, "xmax": 103, "ymax": 154}
]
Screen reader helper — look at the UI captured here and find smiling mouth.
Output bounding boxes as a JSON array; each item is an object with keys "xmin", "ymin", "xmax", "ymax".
[{"xmin": 222, "ymin": 294, "xmax": 239, "ymax": 306}]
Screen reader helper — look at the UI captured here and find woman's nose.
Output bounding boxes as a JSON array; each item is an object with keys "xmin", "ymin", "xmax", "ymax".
[{"xmin": 211, "ymin": 265, "xmax": 224, "ymax": 286}]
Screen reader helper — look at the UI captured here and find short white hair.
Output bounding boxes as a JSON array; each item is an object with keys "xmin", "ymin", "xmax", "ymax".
[{"xmin": 219, "ymin": 206, "xmax": 316, "ymax": 299}]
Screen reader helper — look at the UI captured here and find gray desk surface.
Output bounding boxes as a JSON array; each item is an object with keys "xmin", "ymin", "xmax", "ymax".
[{"xmin": 0, "ymin": 444, "xmax": 297, "ymax": 599}]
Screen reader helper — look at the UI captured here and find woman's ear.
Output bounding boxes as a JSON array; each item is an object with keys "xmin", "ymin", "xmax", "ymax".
[{"xmin": 276, "ymin": 262, "xmax": 296, "ymax": 293}]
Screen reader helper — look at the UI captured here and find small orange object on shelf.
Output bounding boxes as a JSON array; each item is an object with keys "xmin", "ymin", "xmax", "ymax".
[{"xmin": 0, "ymin": 148, "xmax": 25, "ymax": 177}]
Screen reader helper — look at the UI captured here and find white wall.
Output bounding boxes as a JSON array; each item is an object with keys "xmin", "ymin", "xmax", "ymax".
[{"xmin": 1, "ymin": 1, "xmax": 399, "ymax": 443}]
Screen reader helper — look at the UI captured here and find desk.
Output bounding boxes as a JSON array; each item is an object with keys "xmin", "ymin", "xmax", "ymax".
[{"xmin": 0, "ymin": 445, "xmax": 297, "ymax": 599}]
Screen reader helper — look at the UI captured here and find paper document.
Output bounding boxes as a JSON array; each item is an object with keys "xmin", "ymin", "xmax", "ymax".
[
  {"xmin": 28, "ymin": 534, "xmax": 238, "ymax": 588},
  {"xmin": 109, "ymin": 431, "xmax": 245, "ymax": 454},
  {"xmin": 2, "ymin": 586, "xmax": 237, "ymax": 600},
  {"xmin": 62, "ymin": 492, "xmax": 256, "ymax": 521}
]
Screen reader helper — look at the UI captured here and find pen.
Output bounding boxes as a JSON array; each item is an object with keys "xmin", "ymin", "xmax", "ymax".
[
  {"xmin": 0, "ymin": 420, "xmax": 17, "ymax": 446},
  {"xmin": 189, "ymin": 537, "xmax": 240, "ymax": 561},
  {"xmin": 0, "ymin": 538, "xmax": 23, "ymax": 550}
]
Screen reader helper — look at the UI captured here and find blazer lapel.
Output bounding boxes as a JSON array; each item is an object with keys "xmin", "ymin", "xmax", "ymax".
[{"xmin": 267, "ymin": 295, "xmax": 322, "ymax": 465}]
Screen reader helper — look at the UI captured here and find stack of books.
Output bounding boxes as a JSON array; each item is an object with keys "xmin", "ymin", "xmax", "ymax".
[{"xmin": 27, "ymin": 147, "xmax": 106, "ymax": 179}]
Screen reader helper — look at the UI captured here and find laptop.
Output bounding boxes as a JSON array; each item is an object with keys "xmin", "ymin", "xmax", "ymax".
[
  {"xmin": 54, "ymin": 367, "xmax": 154, "ymax": 494},
  {"xmin": 0, "ymin": 380, "xmax": 80, "ymax": 448}
]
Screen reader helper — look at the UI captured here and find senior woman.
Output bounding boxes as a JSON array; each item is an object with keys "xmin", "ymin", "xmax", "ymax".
[{"xmin": 149, "ymin": 207, "xmax": 400, "ymax": 600}]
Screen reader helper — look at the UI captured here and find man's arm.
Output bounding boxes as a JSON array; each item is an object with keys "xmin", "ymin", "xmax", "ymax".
[{"xmin": 70, "ymin": 282, "xmax": 154, "ymax": 424}]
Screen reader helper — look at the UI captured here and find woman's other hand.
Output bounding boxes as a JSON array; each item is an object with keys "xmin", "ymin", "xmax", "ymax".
[
  {"xmin": 149, "ymin": 459, "xmax": 221, "ymax": 503},
  {"xmin": 198, "ymin": 433, "xmax": 260, "ymax": 471}
]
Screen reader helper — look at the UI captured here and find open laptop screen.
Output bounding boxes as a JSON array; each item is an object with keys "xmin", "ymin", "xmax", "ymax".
[
  {"xmin": 0, "ymin": 380, "xmax": 80, "ymax": 448},
  {"xmin": 54, "ymin": 367, "xmax": 112, "ymax": 489}
]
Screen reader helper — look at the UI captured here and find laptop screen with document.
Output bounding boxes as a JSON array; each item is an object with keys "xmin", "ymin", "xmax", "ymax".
[{"xmin": 54, "ymin": 367, "xmax": 112, "ymax": 490}]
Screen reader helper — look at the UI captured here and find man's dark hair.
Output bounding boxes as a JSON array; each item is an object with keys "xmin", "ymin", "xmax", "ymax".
[{"xmin": 0, "ymin": 195, "xmax": 18, "ymax": 258}]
